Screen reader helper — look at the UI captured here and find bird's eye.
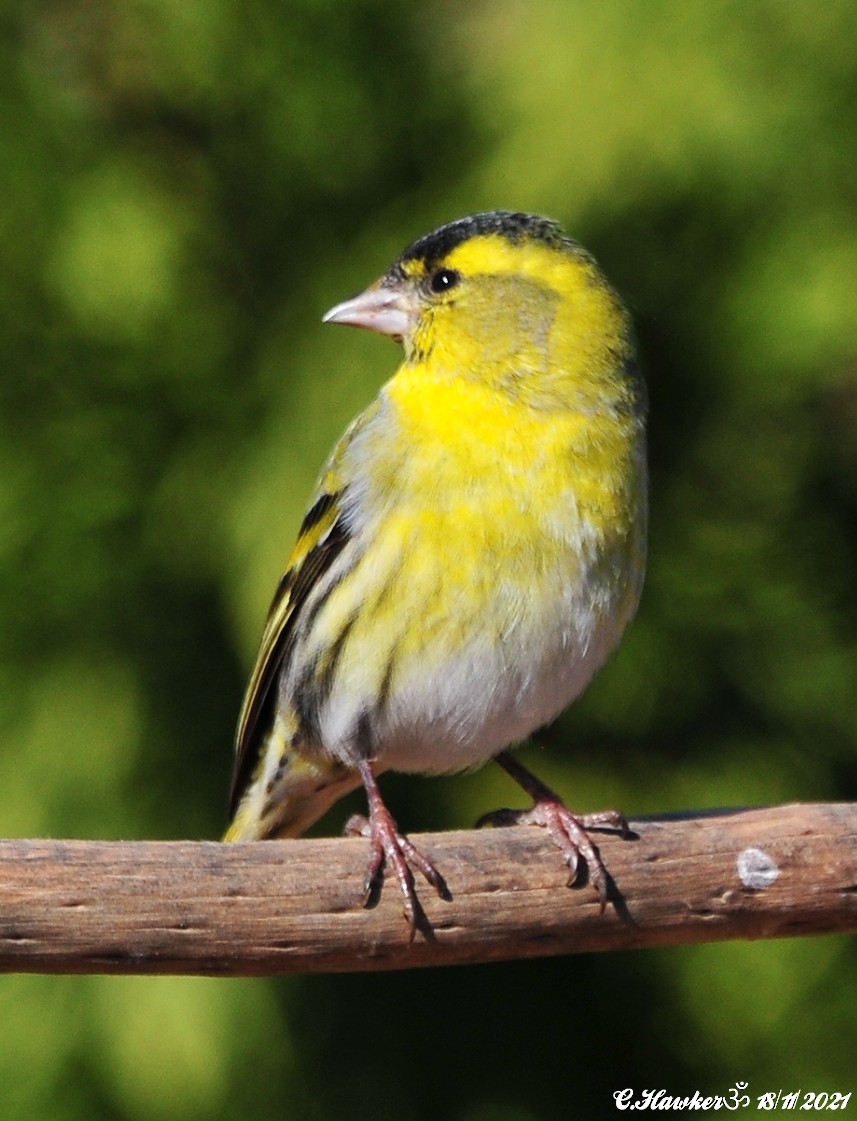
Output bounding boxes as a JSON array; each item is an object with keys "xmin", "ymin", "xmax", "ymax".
[{"xmin": 429, "ymin": 268, "xmax": 461, "ymax": 293}]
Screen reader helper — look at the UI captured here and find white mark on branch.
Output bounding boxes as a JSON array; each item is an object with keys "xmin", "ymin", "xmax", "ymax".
[{"xmin": 737, "ymin": 847, "xmax": 780, "ymax": 890}]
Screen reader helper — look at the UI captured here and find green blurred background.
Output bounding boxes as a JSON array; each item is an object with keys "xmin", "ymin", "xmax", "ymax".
[{"xmin": 2, "ymin": 0, "xmax": 856, "ymax": 1116}]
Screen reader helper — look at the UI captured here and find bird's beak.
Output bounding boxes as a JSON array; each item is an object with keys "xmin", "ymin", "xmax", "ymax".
[{"xmin": 322, "ymin": 283, "xmax": 414, "ymax": 339}]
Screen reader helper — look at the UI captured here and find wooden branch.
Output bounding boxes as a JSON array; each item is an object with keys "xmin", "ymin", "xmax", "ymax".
[{"xmin": 0, "ymin": 803, "xmax": 854, "ymax": 976}]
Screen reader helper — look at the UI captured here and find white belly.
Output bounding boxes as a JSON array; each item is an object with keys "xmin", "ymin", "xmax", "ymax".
[{"xmin": 308, "ymin": 546, "xmax": 641, "ymax": 775}]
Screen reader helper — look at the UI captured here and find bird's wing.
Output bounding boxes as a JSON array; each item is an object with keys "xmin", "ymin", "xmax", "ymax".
[{"xmin": 228, "ymin": 473, "xmax": 352, "ymax": 817}]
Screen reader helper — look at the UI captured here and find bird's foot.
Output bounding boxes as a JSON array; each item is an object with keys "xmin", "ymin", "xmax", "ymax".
[
  {"xmin": 478, "ymin": 751, "xmax": 630, "ymax": 911},
  {"xmin": 347, "ymin": 760, "xmax": 451, "ymax": 937}
]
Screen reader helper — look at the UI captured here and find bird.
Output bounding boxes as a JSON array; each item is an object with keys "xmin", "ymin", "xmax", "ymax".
[{"xmin": 224, "ymin": 210, "xmax": 647, "ymax": 929}]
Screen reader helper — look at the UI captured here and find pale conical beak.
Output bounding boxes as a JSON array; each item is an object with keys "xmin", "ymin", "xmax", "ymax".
[{"xmin": 322, "ymin": 284, "xmax": 413, "ymax": 339}]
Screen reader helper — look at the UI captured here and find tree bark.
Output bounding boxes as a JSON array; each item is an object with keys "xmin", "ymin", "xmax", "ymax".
[{"xmin": 0, "ymin": 803, "xmax": 854, "ymax": 975}]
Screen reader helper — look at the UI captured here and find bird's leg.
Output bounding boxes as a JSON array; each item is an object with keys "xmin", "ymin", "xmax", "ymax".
[
  {"xmin": 479, "ymin": 750, "xmax": 630, "ymax": 910},
  {"xmin": 345, "ymin": 758, "xmax": 451, "ymax": 934}
]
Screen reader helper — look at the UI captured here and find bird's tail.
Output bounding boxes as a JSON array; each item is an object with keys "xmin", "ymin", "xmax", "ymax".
[{"xmin": 224, "ymin": 725, "xmax": 361, "ymax": 841}]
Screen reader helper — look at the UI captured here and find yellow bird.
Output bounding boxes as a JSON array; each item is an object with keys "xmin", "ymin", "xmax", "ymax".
[{"xmin": 225, "ymin": 211, "xmax": 647, "ymax": 926}]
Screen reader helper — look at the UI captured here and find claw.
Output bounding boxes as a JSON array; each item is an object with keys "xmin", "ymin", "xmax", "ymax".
[
  {"xmin": 350, "ymin": 760, "xmax": 451, "ymax": 936},
  {"xmin": 485, "ymin": 751, "xmax": 629, "ymax": 912}
]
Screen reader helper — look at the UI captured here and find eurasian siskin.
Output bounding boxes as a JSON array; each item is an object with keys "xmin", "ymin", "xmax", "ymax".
[{"xmin": 225, "ymin": 210, "xmax": 647, "ymax": 927}]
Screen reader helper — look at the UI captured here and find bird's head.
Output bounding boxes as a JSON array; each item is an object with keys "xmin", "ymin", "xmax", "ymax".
[{"xmin": 324, "ymin": 210, "xmax": 638, "ymax": 411}]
